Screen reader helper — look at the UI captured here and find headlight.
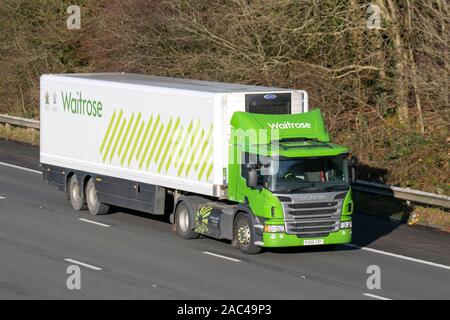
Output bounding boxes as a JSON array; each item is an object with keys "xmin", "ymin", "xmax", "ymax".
[
  {"xmin": 264, "ymin": 225, "xmax": 285, "ymax": 233},
  {"xmin": 340, "ymin": 221, "xmax": 352, "ymax": 229}
]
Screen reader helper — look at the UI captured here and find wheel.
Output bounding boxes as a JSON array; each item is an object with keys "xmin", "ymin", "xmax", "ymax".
[
  {"xmin": 85, "ymin": 178, "xmax": 110, "ymax": 215},
  {"xmin": 175, "ymin": 201, "xmax": 200, "ymax": 239},
  {"xmin": 233, "ymin": 213, "xmax": 261, "ymax": 254},
  {"xmin": 68, "ymin": 175, "xmax": 86, "ymax": 211}
]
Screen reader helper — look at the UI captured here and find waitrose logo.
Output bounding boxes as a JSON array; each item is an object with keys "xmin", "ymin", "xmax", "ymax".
[
  {"xmin": 61, "ymin": 91, "xmax": 103, "ymax": 118},
  {"xmin": 267, "ymin": 121, "xmax": 311, "ymax": 129}
]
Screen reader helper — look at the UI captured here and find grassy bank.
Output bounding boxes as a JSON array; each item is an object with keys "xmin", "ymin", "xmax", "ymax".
[
  {"xmin": 0, "ymin": 124, "xmax": 39, "ymax": 145},
  {"xmin": 354, "ymin": 191, "xmax": 450, "ymax": 232}
]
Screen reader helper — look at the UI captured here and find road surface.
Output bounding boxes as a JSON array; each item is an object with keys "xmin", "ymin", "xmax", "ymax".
[{"xmin": 0, "ymin": 139, "xmax": 449, "ymax": 299}]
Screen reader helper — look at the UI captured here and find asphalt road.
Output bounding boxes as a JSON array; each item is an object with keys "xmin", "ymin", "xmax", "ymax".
[{"xmin": 0, "ymin": 139, "xmax": 449, "ymax": 299}]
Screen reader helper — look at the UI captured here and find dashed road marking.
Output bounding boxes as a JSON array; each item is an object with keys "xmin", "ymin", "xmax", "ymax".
[
  {"xmin": 346, "ymin": 244, "xmax": 450, "ymax": 271},
  {"xmin": 203, "ymin": 251, "xmax": 241, "ymax": 262},
  {"xmin": 78, "ymin": 218, "xmax": 110, "ymax": 228},
  {"xmin": 363, "ymin": 293, "xmax": 392, "ymax": 300},
  {"xmin": 0, "ymin": 161, "xmax": 42, "ymax": 175},
  {"xmin": 64, "ymin": 258, "xmax": 102, "ymax": 271}
]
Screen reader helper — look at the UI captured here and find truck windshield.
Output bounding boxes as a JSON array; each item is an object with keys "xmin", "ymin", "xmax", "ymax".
[{"xmin": 255, "ymin": 156, "xmax": 349, "ymax": 194}]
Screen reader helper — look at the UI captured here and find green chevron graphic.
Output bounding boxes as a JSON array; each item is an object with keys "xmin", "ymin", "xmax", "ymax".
[
  {"xmin": 165, "ymin": 126, "xmax": 183, "ymax": 173},
  {"xmin": 100, "ymin": 110, "xmax": 213, "ymax": 182},
  {"xmin": 118, "ymin": 113, "xmax": 135, "ymax": 157},
  {"xmin": 127, "ymin": 119, "xmax": 145, "ymax": 166},
  {"xmin": 194, "ymin": 205, "xmax": 213, "ymax": 234},
  {"xmin": 102, "ymin": 110, "xmax": 123, "ymax": 162},
  {"xmin": 158, "ymin": 117, "xmax": 181, "ymax": 173},
  {"xmin": 121, "ymin": 112, "xmax": 141, "ymax": 165},
  {"xmin": 99, "ymin": 110, "xmax": 116, "ymax": 153},
  {"xmin": 137, "ymin": 115, "xmax": 156, "ymax": 164}
]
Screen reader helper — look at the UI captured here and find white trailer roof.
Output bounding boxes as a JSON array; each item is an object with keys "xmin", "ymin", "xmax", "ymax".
[{"xmin": 55, "ymin": 73, "xmax": 292, "ymax": 94}]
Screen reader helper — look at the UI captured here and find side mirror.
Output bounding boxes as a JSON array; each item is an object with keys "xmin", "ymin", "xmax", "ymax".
[
  {"xmin": 350, "ymin": 155, "xmax": 359, "ymax": 167},
  {"xmin": 348, "ymin": 156, "xmax": 358, "ymax": 183},
  {"xmin": 247, "ymin": 168, "xmax": 258, "ymax": 189}
]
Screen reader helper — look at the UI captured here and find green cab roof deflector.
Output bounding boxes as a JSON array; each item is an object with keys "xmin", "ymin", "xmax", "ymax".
[{"xmin": 230, "ymin": 109, "xmax": 348, "ymax": 157}]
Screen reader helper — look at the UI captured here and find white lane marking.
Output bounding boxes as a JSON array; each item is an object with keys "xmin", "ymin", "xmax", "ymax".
[
  {"xmin": 363, "ymin": 293, "xmax": 392, "ymax": 300},
  {"xmin": 0, "ymin": 196, "xmax": 5, "ymax": 200},
  {"xmin": 78, "ymin": 218, "xmax": 110, "ymax": 228},
  {"xmin": 346, "ymin": 244, "xmax": 450, "ymax": 271},
  {"xmin": 203, "ymin": 251, "xmax": 241, "ymax": 262},
  {"xmin": 0, "ymin": 161, "xmax": 42, "ymax": 175},
  {"xmin": 64, "ymin": 258, "xmax": 102, "ymax": 271}
]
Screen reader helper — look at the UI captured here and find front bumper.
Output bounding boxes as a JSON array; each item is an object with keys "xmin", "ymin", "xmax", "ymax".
[{"xmin": 260, "ymin": 227, "xmax": 352, "ymax": 248}]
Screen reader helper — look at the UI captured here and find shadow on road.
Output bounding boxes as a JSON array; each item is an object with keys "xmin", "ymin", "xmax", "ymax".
[{"xmin": 109, "ymin": 206, "xmax": 172, "ymax": 224}]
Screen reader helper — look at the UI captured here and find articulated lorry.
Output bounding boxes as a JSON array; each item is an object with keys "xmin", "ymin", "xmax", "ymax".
[{"xmin": 40, "ymin": 73, "xmax": 354, "ymax": 254}]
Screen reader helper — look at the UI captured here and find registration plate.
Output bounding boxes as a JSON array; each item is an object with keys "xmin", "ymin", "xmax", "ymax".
[{"xmin": 303, "ymin": 239, "xmax": 324, "ymax": 246}]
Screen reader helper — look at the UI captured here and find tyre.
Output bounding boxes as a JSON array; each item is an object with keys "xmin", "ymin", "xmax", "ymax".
[
  {"xmin": 68, "ymin": 175, "xmax": 86, "ymax": 211},
  {"xmin": 233, "ymin": 213, "xmax": 261, "ymax": 254},
  {"xmin": 175, "ymin": 201, "xmax": 200, "ymax": 239},
  {"xmin": 85, "ymin": 178, "xmax": 110, "ymax": 215}
]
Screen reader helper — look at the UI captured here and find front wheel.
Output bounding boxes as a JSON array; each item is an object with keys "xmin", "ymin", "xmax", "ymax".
[{"xmin": 233, "ymin": 213, "xmax": 261, "ymax": 254}]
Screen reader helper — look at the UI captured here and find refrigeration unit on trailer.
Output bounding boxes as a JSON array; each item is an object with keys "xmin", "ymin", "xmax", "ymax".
[{"xmin": 40, "ymin": 73, "xmax": 355, "ymax": 254}]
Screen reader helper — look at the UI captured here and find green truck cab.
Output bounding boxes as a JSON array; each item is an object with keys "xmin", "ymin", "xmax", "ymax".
[{"xmin": 227, "ymin": 109, "xmax": 353, "ymax": 253}]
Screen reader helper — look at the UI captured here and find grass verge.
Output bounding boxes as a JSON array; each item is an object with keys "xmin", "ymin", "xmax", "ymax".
[
  {"xmin": 0, "ymin": 124, "xmax": 39, "ymax": 145},
  {"xmin": 354, "ymin": 190, "xmax": 450, "ymax": 232}
]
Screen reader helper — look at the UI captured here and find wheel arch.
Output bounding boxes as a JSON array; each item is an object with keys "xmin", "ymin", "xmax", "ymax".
[
  {"xmin": 233, "ymin": 204, "xmax": 258, "ymax": 227},
  {"xmin": 232, "ymin": 204, "xmax": 264, "ymax": 241}
]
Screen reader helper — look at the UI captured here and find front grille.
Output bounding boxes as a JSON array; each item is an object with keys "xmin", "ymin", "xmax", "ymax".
[
  {"xmin": 286, "ymin": 219, "xmax": 339, "ymax": 236},
  {"xmin": 289, "ymin": 208, "xmax": 337, "ymax": 216},
  {"xmin": 289, "ymin": 202, "xmax": 337, "ymax": 209},
  {"xmin": 280, "ymin": 193, "xmax": 343, "ymax": 237}
]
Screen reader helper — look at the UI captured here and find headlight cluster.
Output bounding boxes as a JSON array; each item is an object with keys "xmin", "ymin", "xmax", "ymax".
[
  {"xmin": 264, "ymin": 225, "xmax": 285, "ymax": 233},
  {"xmin": 340, "ymin": 221, "xmax": 352, "ymax": 229}
]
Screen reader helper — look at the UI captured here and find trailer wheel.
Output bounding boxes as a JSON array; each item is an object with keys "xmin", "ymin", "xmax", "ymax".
[
  {"xmin": 233, "ymin": 213, "xmax": 261, "ymax": 254},
  {"xmin": 68, "ymin": 175, "xmax": 87, "ymax": 211},
  {"xmin": 85, "ymin": 178, "xmax": 110, "ymax": 215},
  {"xmin": 175, "ymin": 201, "xmax": 199, "ymax": 239}
]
